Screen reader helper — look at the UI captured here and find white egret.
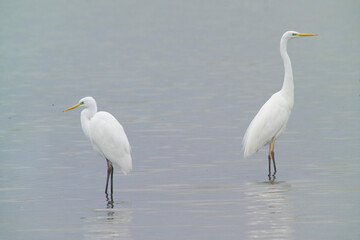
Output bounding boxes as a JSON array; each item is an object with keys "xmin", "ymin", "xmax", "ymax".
[
  {"xmin": 64, "ymin": 96, "xmax": 132, "ymax": 194},
  {"xmin": 243, "ymin": 31, "xmax": 316, "ymax": 176}
]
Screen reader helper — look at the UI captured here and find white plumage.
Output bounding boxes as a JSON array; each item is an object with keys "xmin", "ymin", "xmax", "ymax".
[
  {"xmin": 243, "ymin": 31, "xmax": 316, "ymax": 176},
  {"xmin": 89, "ymin": 111, "xmax": 132, "ymax": 175},
  {"xmin": 243, "ymin": 91, "xmax": 291, "ymax": 157},
  {"xmin": 64, "ymin": 96, "xmax": 132, "ymax": 194}
]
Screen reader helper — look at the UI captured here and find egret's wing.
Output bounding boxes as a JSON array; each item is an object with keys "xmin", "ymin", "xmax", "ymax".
[
  {"xmin": 90, "ymin": 111, "xmax": 132, "ymax": 174},
  {"xmin": 243, "ymin": 92, "xmax": 291, "ymax": 157}
]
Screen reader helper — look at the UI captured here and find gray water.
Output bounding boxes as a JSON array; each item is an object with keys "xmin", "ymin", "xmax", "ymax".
[{"xmin": 0, "ymin": 1, "xmax": 359, "ymax": 239}]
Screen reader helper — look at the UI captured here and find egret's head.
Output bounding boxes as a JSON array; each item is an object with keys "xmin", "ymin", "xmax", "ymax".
[
  {"xmin": 64, "ymin": 96, "xmax": 96, "ymax": 112},
  {"xmin": 283, "ymin": 31, "xmax": 317, "ymax": 40}
]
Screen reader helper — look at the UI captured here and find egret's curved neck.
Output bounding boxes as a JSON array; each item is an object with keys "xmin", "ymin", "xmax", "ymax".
[
  {"xmin": 80, "ymin": 104, "xmax": 97, "ymax": 139},
  {"xmin": 280, "ymin": 37, "xmax": 294, "ymax": 106}
]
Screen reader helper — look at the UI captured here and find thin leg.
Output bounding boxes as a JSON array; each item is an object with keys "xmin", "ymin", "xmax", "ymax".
[
  {"xmin": 271, "ymin": 137, "xmax": 277, "ymax": 176},
  {"xmin": 110, "ymin": 163, "xmax": 114, "ymax": 195},
  {"xmin": 268, "ymin": 142, "xmax": 272, "ymax": 176},
  {"xmin": 105, "ymin": 159, "xmax": 111, "ymax": 194},
  {"xmin": 271, "ymin": 151, "xmax": 276, "ymax": 175}
]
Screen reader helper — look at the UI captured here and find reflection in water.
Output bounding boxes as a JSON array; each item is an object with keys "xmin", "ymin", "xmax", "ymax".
[
  {"xmin": 245, "ymin": 180, "xmax": 294, "ymax": 240},
  {"xmin": 82, "ymin": 196, "xmax": 133, "ymax": 240}
]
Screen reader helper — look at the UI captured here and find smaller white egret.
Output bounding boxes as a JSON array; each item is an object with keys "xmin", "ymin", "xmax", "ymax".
[
  {"xmin": 64, "ymin": 97, "xmax": 132, "ymax": 194},
  {"xmin": 243, "ymin": 31, "xmax": 316, "ymax": 177}
]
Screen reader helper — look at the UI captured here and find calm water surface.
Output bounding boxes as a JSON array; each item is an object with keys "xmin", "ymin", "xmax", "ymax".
[{"xmin": 0, "ymin": 1, "xmax": 359, "ymax": 239}]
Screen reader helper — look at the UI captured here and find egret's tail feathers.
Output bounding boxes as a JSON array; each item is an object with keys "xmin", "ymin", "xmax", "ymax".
[
  {"xmin": 120, "ymin": 166, "xmax": 132, "ymax": 175},
  {"xmin": 116, "ymin": 155, "xmax": 132, "ymax": 175},
  {"xmin": 243, "ymin": 144, "xmax": 256, "ymax": 158},
  {"xmin": 242, "ymin": 130, "xmax": 257, "ymax": 157},
  {"xmin": 121, "ymin": 168, "xmax": 131, "ymax": 175}
]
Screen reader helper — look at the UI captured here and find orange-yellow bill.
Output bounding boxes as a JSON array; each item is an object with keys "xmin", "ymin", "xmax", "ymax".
[
  {"xmin": 63, "ymin": 103, "xmax": 81, "ymax": 112},
  {"xmin": 297, "ymin": 33, "xmax": 317, "ymax": 37}
]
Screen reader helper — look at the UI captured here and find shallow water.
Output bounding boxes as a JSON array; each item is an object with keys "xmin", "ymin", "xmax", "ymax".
[{"xmin": 0, "ymin": 0, "xmax": 359, "ymax": 239}]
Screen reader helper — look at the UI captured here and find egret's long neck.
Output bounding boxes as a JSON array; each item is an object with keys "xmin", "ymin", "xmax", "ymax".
[
  {"xmin": 280, "ymin": 37, "xmax": 294, "ymax": 107},
  {"xmin": 80, "ymin": 104, "xmax": 97, "ymax": 139}
]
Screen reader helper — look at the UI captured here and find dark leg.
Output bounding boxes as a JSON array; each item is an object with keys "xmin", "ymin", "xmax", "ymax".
[
  {"xmin": 268, "ymin": 140, "xmax": 272, "ymax": 176},
  {"xmin": 271, "ymin": 151, "xmax": 277, "ymax": 176},
  {"xmin": 270, "ymin": 137, "xmax": 276, "ymax": 176},
  {"xmin": 110, "ymin": 163, "xmax": 114, "ymax": 195},
  {"xmin": 105, "ymin": 159, "xmax": 111, "ymax": 194},
  {"xmin": 268, "ymin": 153, "xmax": 272, "ymax": 177}
]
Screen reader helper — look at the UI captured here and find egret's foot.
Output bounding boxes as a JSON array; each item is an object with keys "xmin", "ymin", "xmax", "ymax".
[
  {"xmin": 268, "ymin": 174, "xmax": 276, "ymax": 183},
  {"xmin": 105, "ymin": 193, "xmax": 114, "ymax": 208}
]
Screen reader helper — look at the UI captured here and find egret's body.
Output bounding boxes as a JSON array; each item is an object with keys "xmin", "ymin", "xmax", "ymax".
[
  {"xmin": 64, "ymin": 97, "xmax": 132, "ymax": 194},
  {"xmin": 243, "ymin": 31, "xmax": 316, "ymax": 176}
]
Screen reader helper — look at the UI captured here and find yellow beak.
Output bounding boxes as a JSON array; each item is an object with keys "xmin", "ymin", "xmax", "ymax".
[
  {"xmin": 297, "ymin": 33, "xmax": 317, "ymax": 37},
  {"xmin": 63, "ymin": 103, "xmax": 81, "ymax": 112}
]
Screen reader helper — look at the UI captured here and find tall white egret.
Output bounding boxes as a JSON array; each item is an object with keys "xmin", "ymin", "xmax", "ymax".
[
  {"xmin": 243, "ymin": 31, "xmax": 316, "ymax": 177},
  {"xmin": 64, "ymin": 96, "xmax": 132, "ymax": 194}
]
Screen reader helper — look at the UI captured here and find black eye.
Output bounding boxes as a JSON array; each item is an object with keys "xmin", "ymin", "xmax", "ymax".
[
  {"xmin": 81, "ymin": 101, "xmax": 84, "ymax": 105},
  {"xmin": 292, "ymin": 33, "xmax": 297, "ymax": 36}
]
